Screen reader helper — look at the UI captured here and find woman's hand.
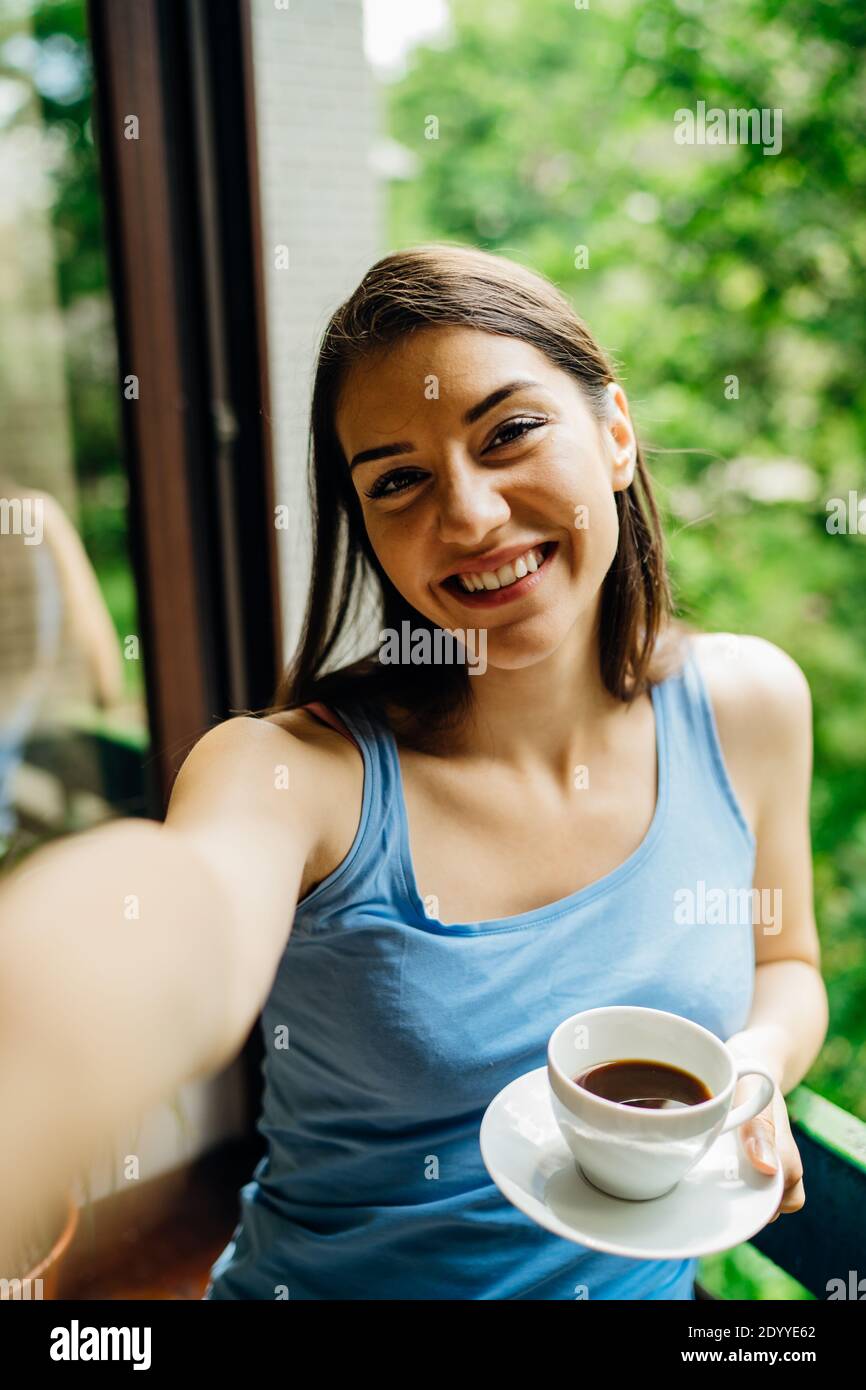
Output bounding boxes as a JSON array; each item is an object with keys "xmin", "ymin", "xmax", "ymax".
[{"xmin": 733, "ymin": 1071, "xmax": 805, "ymax": 1222}]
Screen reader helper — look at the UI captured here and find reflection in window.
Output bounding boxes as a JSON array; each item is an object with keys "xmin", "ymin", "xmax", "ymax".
[{"xmin": 0, "ymin": 1, "xmax": 148, "ymax": 863}]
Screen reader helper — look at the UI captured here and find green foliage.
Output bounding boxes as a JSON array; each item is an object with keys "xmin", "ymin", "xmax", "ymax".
[
  {"xmin": 386, "ymin": 0, "xmax": 866, "ymax": 1297},
  {"xmin": 2, "ymin": 0, "xmax": 123, "ymax": 481},
  {"xmin": 386, "ymin": 0, "xmax": 866, "ymax": 1117},
  {"xmin": 1, "ymin": 1, "xmax": 142, "ymax": 694},
  {"xmin": 698, "ymin": 1242, "xmax": 814, "ymax": 1300}
]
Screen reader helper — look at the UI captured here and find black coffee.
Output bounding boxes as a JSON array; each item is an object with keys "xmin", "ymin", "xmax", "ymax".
[{"xmin": 573, "ymin": 1058, "xmax": 712, "ymax": 1110}]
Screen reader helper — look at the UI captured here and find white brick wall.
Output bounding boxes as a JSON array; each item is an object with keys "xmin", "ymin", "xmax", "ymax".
[{"xmin": 249, "ymin": 0, "xmax": 384, "ymax": 663}]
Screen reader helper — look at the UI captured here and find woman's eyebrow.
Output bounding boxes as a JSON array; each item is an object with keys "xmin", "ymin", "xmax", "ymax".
[{"xmin": 348, "ymin": 378, "xmax": 544, "ymax": 471}]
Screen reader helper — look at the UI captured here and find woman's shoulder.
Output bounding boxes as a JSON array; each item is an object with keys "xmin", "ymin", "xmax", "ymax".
[
  {"xmin": 259, "ymin": 706, "xmax": 367, "ymax": 895},
  {"xmin": 687, "ymin": 633, "xmax": 812, "ymax": 824},
  {"xmin": 647, "ymin": 630, "xmax": 811, "ymax": 838},
  {"xmin": 688, "ymin": 631, "xmax": 811, "ymax": 730},
  {"xmin": 259, "ymin": 705, "xmax": 365, "ymax": 783},
  {"xmin": 179, "ymin": 707, "xmax": 364, "ymax": 814}
]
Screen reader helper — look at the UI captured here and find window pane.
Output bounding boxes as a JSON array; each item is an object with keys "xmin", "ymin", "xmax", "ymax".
[
  {"xmin": 0, "ymin": 0, "xmax": 150, "ymax": 865},
  {"xmin": 247, "ymin": 0, "xmax": 382, "ymax": 662}
]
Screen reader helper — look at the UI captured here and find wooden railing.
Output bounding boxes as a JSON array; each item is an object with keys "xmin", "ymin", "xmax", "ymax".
[{"xmin": 738, "ymin": 1085, "xmax": 866, "ymax": 1299}]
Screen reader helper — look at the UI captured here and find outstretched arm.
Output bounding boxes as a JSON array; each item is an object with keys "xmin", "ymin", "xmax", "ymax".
[{"xmin": 0, "ymin": 714, "xmax": 321, "ymax": 1267}]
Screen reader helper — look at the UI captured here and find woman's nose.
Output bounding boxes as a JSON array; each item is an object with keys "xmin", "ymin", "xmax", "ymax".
[{"xmin": 435, "ymin": 465, "xmax": 511, "ymax": 544}]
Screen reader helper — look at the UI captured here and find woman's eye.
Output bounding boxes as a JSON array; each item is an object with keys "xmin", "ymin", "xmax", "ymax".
[
  {"xmin": 486, "ymin": 416, "xmax": 547, "ymax": 450},
  {"xmin": 363, "ymin": 418, "xmax": 547, "ymax": 498},
  {"xmin": 364, "ymin": 468, "xmax": 423, "ymax": 500}
]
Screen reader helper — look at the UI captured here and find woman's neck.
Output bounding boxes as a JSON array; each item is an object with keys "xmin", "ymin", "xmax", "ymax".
[{"xmin": 386, "ymin": 616, "xmax": 631, "ymax": 779}]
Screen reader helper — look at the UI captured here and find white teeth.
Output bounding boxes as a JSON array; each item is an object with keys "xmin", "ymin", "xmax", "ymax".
[{"xmin": 455, "ymin": 545, "xmax": 547, "ymax": 593}]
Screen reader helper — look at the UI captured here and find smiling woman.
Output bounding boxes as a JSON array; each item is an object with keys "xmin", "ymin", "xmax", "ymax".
[
  {"xmin": 196, "ymin": 243, "xmax": 825, "ymax": 1300},
  {"xmin": 0, "ymin": 242, "xmax": 825, "ymax": 1305},
  {"xmin": 274, "ymin": 243, "xmax": 675, "ymax": 743}
]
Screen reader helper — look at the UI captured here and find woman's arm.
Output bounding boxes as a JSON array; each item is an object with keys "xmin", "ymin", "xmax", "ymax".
[
  {"xmin": 0, "ymin": 816, "xmax": 242, "ymax": 1248},
  {"xmin": 725, "ymin": 961, "xmax": 828, "ymax": 1094},
  {"xmin": 38, "ymin": 491, "xmax": 126, "ymax": 708},
  {"xmin": 696, "ymin": 633, "xmax": 829, "ymax": 1218},
  {"xmin": 705, "ymin": 634, "xmax": 828, "ymax": 1082},
  {"xmin": 0, "ymin": 714, "xmax": 326, "ymax": 1260}
]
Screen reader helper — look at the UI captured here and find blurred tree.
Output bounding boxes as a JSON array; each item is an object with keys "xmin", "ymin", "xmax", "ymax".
[
  {"xmin": 385, "ymin": 0, "xmax": 866, "ymax": 1298},
  {"xmin": 0, "ymin": 0, "xmax": 139, "ymax": 682}
]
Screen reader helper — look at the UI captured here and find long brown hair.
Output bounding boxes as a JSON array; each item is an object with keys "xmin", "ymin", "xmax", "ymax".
[{"xmin": 263, "ymin": 243, "xmax": 677, "ymax": 744}]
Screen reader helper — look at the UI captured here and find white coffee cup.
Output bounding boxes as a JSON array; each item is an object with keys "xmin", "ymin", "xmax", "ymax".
[{"xmin": 547, "ymin": 1005, "xmax": 776, "ymax": 1201}]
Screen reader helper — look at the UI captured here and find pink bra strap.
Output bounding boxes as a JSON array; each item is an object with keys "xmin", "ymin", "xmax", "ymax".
[{"xmin": 300, "ymin": 701, "xmax": 359, "ymax": 751}]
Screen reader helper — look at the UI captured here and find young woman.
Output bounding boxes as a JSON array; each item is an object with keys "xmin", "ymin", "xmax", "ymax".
[{"xmin": 0, "ymin": 244, "xmax": 828, "ymax": 1300}]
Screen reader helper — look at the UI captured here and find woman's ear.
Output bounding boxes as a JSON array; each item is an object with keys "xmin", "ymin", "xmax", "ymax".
[{"xmin": 603, "ymin": 381, "xmax": 637, "ymax": 491}]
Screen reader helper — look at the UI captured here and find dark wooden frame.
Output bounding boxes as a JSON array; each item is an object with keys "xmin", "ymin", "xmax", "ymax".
[
  {"xmin": 87, "ymin": 0, "xmax": 281, "ymax": 1133},
  {"xmin": 87, "ymin": 0, "xmax": 281, "ymax": 811}
]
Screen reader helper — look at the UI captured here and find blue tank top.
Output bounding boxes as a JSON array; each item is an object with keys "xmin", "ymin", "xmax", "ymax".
[{"xmin": 204, "ymin": 641, "xmax": 756, "ymax": 1300}]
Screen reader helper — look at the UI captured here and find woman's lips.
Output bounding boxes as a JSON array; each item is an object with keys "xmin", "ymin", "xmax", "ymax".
[{"xmin": 440, "ymin": 541, "xmax": 558, "ymax": 609}]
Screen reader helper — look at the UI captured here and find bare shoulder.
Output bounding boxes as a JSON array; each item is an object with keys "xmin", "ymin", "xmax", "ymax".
[
  {"xmin": 168, "ymin": 708, "xmax": 364, "ymax": 900},
  {"xmin": 259, "ymin": 706, "xmax": 364, "ymax": 780},
  {"xmin": 689, "ymin": 632, "xmax": 812, "ymax": 794},
  {"xmin": 691, "ymin": 632, "xmax": 811, "ymax": 725},
  {"xmin": 170, "ymin": 709, "xmax": 361, "ymax": 835},
  {"xmin": 259, "ymin": 707, "xmax": 366, "ymax": 891},
  {"xmin": 183, "ymin": 706, "xmax": 359, "ymax": 765}
]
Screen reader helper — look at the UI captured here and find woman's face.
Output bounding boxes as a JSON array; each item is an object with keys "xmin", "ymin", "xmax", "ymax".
[{"xmin": 336, "ymin": 325, "xmax": 637, "ymax": 671}]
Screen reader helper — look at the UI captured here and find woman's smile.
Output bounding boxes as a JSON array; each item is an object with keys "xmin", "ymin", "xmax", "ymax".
[
  {"xmin": 337, "ymin": 324, "xmax": 631, "ymax": 669},
  {"xmin": 438, "ymin": 539, "xmax": 559, "ymax": 609}
]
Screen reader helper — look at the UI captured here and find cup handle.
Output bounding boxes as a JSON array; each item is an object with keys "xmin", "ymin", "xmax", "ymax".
[{"xmin": 719, "ymin": 1059, "xmax": 777, "ymax": 1133}]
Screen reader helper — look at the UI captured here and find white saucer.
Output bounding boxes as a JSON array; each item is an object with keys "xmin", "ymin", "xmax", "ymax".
[{"xmin": 479, "ymin": 1066, "xmax": 784, "ymax": 1260}]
